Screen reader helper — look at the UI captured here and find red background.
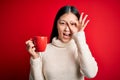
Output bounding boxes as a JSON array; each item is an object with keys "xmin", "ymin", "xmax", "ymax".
[{"xmin": 0, "ymin": 0, "xmax": 120, "ymax": 80}]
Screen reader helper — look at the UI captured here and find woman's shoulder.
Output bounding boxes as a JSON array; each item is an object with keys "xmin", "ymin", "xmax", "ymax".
[
  {"xmin": 47, "ymin": 43, "xmax": 54, "ymax": 48},
  {"xmin": 45, "ymin": 43, "xmax": 55, "ymax": 51}
]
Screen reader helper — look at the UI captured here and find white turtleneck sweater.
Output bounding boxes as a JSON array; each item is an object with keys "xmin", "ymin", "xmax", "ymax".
[{"xmin": 29, "ymin": 31, "xmax": 98, "ymax": 80}]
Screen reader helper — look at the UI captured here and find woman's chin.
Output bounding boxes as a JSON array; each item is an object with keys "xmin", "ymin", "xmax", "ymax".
[{"xmin": 61, "ymin": 38, "xmax": 71, "ymax": 43}]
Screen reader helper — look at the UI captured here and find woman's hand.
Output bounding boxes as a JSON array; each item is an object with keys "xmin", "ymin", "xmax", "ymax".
[
  {"xmin": 25, "ymin": 40, "xmax": 39, "ymax": 59},
  {"xmin": 78, "ymin": 12, "xmax": 90, "ymax": 31},
  {"xmin": 69, "ymin": 12, "xmax": 90, "ymax": 34}
]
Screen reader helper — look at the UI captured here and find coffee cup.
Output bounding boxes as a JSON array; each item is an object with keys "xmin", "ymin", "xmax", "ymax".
[{"xmin": 32, "ymin": 36, "xmax": 47, "ymax": 52}]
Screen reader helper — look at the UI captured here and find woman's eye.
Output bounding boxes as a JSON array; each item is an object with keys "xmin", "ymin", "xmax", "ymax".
[
  {"xmin": 61, "ymin": 22, "xmax": 65, "ymax": 24},
  {"xmin": 59, "ymin": 22, "xmax": 65, "ymax": 25},
  {"xmin": 71, "ymin": 23, "xmax": 76, "ymax": 26}
]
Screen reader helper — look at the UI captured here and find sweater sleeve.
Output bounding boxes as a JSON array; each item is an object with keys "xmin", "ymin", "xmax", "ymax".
[
  {"xmin": 29, "ymin": 53, "xmax": 45, "ymax": 80},
  {"xmin": 72, "ymin": 31, "xmax": 98, "ymax": 78}
]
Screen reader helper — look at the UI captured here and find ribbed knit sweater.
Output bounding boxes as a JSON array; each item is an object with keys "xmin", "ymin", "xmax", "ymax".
[{"xmin": 29, "ymin": 31, "xmax": 98, "ymax": 80}]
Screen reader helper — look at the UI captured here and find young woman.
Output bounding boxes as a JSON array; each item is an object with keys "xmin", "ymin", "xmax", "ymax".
[{"xmin": 26, "ymin": 5, "xmax": 98, "ymax": 80}]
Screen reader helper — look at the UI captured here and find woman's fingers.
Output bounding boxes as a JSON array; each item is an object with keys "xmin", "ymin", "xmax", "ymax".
[
  {"xmin": 25, "ymin": 40, "xmax": 31, "ymax": 45},
  {"xmin": 25, "ymin": 39, "xmax": 39, "ymax": 59},
  {"xmin": 84, "ymin": 20, "xmax": 90, "ymax": 28},
  {"xmin": 26, "ymin": 40, "xmax": 34, "ymax": 47},
  {"xmin": 82, "ymin": 14, "xmax": 88, "ymax": 26},
  {"xmin": 79, "ymin": 12, "xmax": 84, "ymax": 23},
  {"xmin": 25, "ymin": 40, "xmax": 36, "ymax": 52},
  {"xmin": 78, "ymin": 12, "xmax": 89, "ymax": 31}
]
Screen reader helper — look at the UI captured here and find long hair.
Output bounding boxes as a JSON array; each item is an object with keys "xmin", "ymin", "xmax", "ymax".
[{"xmin": 50, "ymin": 5, "xmax": 80, "ymax": 43}]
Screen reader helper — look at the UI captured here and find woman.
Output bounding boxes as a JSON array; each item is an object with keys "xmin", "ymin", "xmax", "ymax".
[{"xmin": 26, "ymin": 5, "xmax": 98, "ymax": 80}]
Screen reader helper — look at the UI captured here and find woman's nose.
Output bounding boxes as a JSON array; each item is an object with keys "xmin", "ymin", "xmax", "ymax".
[{"xmin": 65, "ymin": 26, "xmax": 70, "ymax": 31}]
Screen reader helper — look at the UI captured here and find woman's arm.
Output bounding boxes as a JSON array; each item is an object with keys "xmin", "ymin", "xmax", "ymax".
[
  {"xmin": 29, "ymin": 56, "xmax": 45, "ymax": 80},
  {"xmin": 25, "ymin": 40, "xmax": 45, "ymax": 80},
  {"xmin": 69, "ymin": 12, "xmax": 98, "ymax": 78},
  {"xmin": 73, "ymin": 31, "xmax": 98, "ymax": 78}
]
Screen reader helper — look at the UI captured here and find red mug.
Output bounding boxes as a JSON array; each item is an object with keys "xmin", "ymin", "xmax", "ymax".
[{"xmin": 32, "ymin": 36, "xmax": 47, "ymax": 52}]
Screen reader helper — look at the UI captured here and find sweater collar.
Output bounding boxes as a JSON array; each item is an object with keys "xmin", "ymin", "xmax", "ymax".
[{"xmin": 51, "ymin": 37, "xmax": 75, "ymax": 48}]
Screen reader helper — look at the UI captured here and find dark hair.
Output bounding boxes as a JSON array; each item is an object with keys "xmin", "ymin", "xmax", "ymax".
[{"xmin": 50, "ymin": 5, "xmax": 80, "ymax": 42}]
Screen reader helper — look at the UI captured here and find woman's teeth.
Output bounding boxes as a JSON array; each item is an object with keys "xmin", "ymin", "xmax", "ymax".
[{"xmin": 63, "ymin": 33, "xmax": 71, "ymax": 36}]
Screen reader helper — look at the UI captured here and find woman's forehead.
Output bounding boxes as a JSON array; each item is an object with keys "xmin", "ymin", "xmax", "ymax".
[{"xmin": 59, "ymin": 12, "xmax": 78, "ymax": 21}]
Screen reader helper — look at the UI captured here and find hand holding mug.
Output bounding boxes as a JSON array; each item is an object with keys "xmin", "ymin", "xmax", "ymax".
[
  {"xmin": 26, "ymin": 36, "xmax": 47, "ymax": 59},
  {"xmin": 26, "ymin": 39, "xmax": 39, "ymax": 59}
]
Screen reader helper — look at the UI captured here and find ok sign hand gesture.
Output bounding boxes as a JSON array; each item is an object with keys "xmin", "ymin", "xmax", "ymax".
[{"xmin": 69, "ymin": 12, "xmax": 90, "ymax": 34}]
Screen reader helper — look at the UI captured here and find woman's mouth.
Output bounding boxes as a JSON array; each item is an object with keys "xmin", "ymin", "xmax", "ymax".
[{"xmin": 63, "ymin": 33, "xmax": 71, "ymax": 39}]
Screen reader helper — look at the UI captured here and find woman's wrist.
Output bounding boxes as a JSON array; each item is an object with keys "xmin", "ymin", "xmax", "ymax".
[
  {"xmin": 31, "ymin": 54, "xmax": 39, "ymax": 59},
  {"xmin": 72, "ymin": 31, "xmax": 84, "ymax": 38}
]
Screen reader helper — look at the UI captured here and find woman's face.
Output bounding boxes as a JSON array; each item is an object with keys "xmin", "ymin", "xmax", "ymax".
[{"xmin": 57, "ymin": 12, "xmax": 78, "ymax": 43}]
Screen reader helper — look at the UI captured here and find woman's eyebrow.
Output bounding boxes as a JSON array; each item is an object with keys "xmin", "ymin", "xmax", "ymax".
[{"xmin": 59, "ymin": 19, "xmax": 66, "ymax": 22}]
